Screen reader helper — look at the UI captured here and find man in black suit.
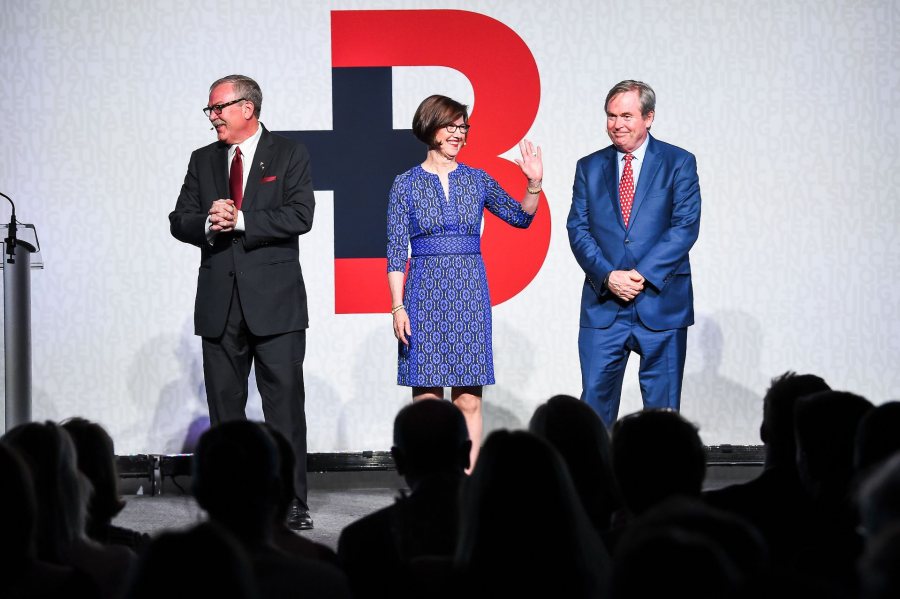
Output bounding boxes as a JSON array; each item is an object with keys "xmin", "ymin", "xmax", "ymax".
[{"xmin": 170, "ymin": 74, "xmax": 315, "ymax": 529}]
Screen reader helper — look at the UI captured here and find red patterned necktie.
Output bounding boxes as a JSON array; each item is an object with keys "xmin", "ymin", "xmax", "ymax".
[
  {"xmin": 229, "ymin": 146, "xmax": 243, "ymax": 210},
  {"xmin": 619, "ymin": 153, "xmax": 635, "ymax": 227}
]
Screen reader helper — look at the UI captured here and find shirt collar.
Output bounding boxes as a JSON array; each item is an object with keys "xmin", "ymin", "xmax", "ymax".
[
  {"xmin": 230, "ymin": 122, "xmax": 263, "ymax": 158},
  {"xmin": 617, "ymin": 133, "xmax": 650, "ymax": 162}
]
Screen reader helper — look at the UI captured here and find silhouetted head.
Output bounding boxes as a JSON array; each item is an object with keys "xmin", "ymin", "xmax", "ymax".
[
  {"xmin": 456, "ymin": 430, "xmax": 608, "ymax": 598},
  {"xmin": 628, "ymin": 496, "xmax": 770, "ymax": 594},
  {"xmin": 760, "ymin": 371, "xmax": 830, "ymax": 467},
  {"xmin": 0, "ymin": 442, "xmax": 37, "ymax": 564},
  {"xmin": 858, "ymin": 523, "xmax": 900, "ymax": 599},
  {"xmin": 391, "ymin": 399, "xmax": 471, "ymax": 487},
  {"xmin": 794, "ymin": 390, "xmax": 873, "ymax": 502},
  {"xmin": 529, "ymin": 394, "xmax": 623, "ymax": 532},
  {"xmin": 61, "ymin": 417, "xmax": 126, "ymax": 531},
  {"xmin": 611, "ymin": 410, "xmax": 706, "ymax": 516},
  {"xmin": 192, "ymin": 421, "xmax": 281, "ymax": 542},
  {"xmin": 858, "ymin": 453, "xmax": 900, "ymax": 539},
  {"xmin": 2, "ymin": 421, "xmax": 88, "ymax": 564},
  {"xmin": 126, "ymin": 522, "xmax": 258, "ymax": 599},
  {"xmin": 613, "ymin": 522, "xmax": 741, "ymax": 599},
  {"xmin": 855, "ymin": 401, "xmax": 900, "ymax": 473}
]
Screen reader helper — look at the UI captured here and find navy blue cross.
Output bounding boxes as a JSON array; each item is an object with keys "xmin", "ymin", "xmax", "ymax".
[{"xmin": 276, "ymin": 68, "xmax": 424, "ymax": 259}]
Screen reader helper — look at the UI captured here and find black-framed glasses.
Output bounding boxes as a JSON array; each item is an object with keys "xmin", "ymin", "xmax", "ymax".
[
  {"xmin": 445, "ymin": 123, "xmax": 471, "ymax": 133},
  {"xmin": 203, "ymin": 98, "xmax": 246, "ymax": 117}
]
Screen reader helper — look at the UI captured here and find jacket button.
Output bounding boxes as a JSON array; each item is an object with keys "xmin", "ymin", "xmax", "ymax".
[
  {"xmin": 624, "ymin": 239, "xmax": 631, "ymax": 244},
  {"xmin": 228, "ymin": 271, "xmax": 234, "ymax": 277},
  {"xmin": 232, "ymin": 238, "xmax": 238, "ymax": 244}
]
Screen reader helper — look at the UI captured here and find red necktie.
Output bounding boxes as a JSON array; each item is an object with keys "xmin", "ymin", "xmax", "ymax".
[
  {"xmin": 230, "ymin": 146, "xmax": 243, "ymax": 210},
  {"xmin": 619, "ymin": 153, "xmax": 635, "ymax": 227}
]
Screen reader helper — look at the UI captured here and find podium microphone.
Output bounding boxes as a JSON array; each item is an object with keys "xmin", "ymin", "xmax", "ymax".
[{"xmin": 0, "ymin": 191, "xmax": 16, "ymax": 264}]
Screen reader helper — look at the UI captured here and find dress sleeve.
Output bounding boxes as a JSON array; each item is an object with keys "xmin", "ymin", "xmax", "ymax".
[
  {"xmin": 386, "ymin": 174, "xmax": 410, "ymax": 272},
  {"xmin": 481, "ymin": 169, "xmax": 535, "ymax": 229}
]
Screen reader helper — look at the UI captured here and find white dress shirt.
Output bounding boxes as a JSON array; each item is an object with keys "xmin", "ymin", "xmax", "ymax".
[
  {"xmin": 615, "ymin": 133, "xmax": 650, "ymax": 189},
  {"xmin": 206, "ymin": 122, "xmax": 264, "ymax": 241}
]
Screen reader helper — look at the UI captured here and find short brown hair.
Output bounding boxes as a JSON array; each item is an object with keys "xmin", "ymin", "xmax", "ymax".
[
  {"xmin": 605, "ymin": 80, "xmax": 655, "ymax": 117},
  {"xmin": 412, "ymin": 95, "xmax": 468, "ymax": 148}
]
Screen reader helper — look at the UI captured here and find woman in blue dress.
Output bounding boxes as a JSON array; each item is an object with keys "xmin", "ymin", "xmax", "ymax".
[{"xmin": 387, "ymin": 95, "xmax": 543, "ymax": 466}]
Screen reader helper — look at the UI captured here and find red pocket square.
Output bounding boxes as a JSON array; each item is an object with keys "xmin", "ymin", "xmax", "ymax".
[{"xmin": 261, "ymin": 175, "xmax": 277, "ymax": 183}]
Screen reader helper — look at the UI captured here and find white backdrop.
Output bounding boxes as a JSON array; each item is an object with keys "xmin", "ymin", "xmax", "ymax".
[{"xmin": 1, "ymin": 0, "xmax": 898, "ymax": 453}]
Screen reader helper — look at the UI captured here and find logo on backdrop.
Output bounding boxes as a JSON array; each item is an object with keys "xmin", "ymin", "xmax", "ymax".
[{"xmin": 278, "ymin": 9, "xmax": 550, "ymax": 314}]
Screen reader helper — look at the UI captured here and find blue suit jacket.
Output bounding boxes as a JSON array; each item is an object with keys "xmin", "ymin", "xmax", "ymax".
[{"xmin": 567, "ymin": 134, "xmax": 701, "ymax": 332}]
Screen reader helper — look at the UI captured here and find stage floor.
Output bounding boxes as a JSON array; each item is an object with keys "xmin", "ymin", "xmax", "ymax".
[{"xmin": 113, "ymin": 465, "xmax": 761, "ymax": 549}]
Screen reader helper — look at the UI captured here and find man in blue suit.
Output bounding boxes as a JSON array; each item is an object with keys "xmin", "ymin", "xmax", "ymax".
[{"xmin": 567, "ymin": 80, "xmax": 701, "ymax": 426}]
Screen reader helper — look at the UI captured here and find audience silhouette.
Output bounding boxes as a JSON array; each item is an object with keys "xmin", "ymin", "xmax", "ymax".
[
  {"xmin": 61, "ymin": 417, "xmax": 150, "ymax": 551},
  {"xmin": 338, "ymin": 399, "xmax": 471, "ymax": 599},
  {"xmin": 616, "ymin": 496, "xmax": 770, "ymax": 597},
  {"xmin": 612, "ymin": 513, "xmax": 743, "ymax": 599},
  {"xmin": 855, "ymin": 401, "xmax": 900, "ymax": 474},
  {"xmin": 2, "ymin": 421, "xmax": 135, "ymax": 598},
  {"xmin": 455, "ymin": 429, "xmax": 609, "ymax": 599},
  {"xmin": 858, "ymin": 453, "xmax": 900, "ymax": 541},
  {"xmin": 2, "ymin": 369, "xmax": 895, "ymax": 599},
  {"xmin": 529, "ymin": 394, "xmax": 623, "ymax": 536},
  {"xmin": 704, "ymin": 371, "xmax": 829, "ymax": 563},
  {"xmin": 857, "ymin": 450, "xmax": 900, "ymax": 599},
  {"xmin": 126, "ymin": 522, "xmax": 258, "ymax": 599},
  {"xmin": 0, "ymin": 441, "xmax": 97, "ymax": 598},
  {"xmin": 338, "ymin": 399, "xmax": 470, "ymax": 598},
  {"xmin": 858, "ymin": 523, "xmax": 900, "ymax": 599},
  {"xmin": 793, "ymin": 390, "xmax": 874, "ymax": 596},
  {"xmin": 192, "ymin": 420, "xmax": 351, "ymax": 598},
  {"xmin": 611, "ymin": 409, "xmax": 706, "ymax": 519}
]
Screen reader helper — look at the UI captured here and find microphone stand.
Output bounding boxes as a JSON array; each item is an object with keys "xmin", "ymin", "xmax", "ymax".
[{"xmin": 0, "ymin": 192, "xmax": 15, "ymax": 264}]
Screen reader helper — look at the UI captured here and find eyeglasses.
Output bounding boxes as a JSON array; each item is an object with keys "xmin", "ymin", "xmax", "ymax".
[
  {"xmin": 203, "ymin": 98, "xmax": 246, "ymax": 117},
  {"xmin": 445, "ymin": 123, "xmax": 471, "ymax": 133}
]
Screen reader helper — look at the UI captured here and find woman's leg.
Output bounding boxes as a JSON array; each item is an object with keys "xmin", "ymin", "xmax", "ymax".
[{"xmin": 451, "ymin": 386, "xmax": 483, "ymax": 470}]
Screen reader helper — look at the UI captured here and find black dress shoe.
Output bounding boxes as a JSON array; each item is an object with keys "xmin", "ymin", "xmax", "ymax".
[{"xmin": 287, "ymin": 499, "xmax": 314, "ymax": 531}]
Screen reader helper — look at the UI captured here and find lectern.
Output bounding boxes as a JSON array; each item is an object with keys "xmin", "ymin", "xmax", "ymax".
[{"xmin": 1, "ymin": 223, "xmax": 42, "ymax": 431}]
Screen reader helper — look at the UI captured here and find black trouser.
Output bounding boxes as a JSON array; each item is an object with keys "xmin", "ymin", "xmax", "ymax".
[{"xmin": 202, "ymin": 284, "xmax": 308, "ymax": 508}]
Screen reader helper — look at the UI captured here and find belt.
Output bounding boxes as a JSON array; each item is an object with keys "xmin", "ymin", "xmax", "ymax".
[{"xmin": 410, "ymin": 235, "xmax": 481, "ymax": 257}]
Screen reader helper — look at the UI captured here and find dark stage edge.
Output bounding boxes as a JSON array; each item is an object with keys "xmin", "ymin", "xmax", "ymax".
[{"xmin": 117, "ymin": 445, "xmax": 763, "ymax": 496}]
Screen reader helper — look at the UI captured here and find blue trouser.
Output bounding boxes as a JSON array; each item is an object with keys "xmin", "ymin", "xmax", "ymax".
[{"xmin": 578, "ymin": 302, "xmax": 687, "ymax": 427}]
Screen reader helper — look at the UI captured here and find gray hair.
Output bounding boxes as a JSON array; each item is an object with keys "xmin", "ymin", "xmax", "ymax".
[
  {"xmin": 605, "ymin": 80, "xmax": 655, "ymax": 117},
  {"xmin": 210, "ymin": 74, "xmax": 263, "ymax": 118}
]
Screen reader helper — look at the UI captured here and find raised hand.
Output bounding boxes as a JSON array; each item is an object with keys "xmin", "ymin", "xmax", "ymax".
[{"xmin": 514, "ymin": 138, "xmax": 543, "ymax": 185}]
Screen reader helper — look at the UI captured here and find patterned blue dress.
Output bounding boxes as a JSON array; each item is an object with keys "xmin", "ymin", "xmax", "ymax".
[{"xmin": 387, "ymin": 163, "xmax": 535, "ymax": 387}]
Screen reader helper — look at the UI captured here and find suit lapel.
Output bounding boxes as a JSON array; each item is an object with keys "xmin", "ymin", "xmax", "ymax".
[
  {"xmin": 212, "ymin": 143, "xmax": 229, "ymax": 204},
  {"xmin": 627, "ymin": 134, "xmax": 661, "ymax": 230},
  {"xmin": 601, "ymin": 147, "xmax": 625, "ymax": 230},
  {"xmin": 242, "ymin": 126, "xmax": 274, "ymax": 210}
]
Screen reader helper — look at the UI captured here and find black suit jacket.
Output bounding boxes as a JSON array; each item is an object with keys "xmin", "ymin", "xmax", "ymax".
[{"xmin": 170, "ymin": 126, "xmax": 315, "ymax": 338}]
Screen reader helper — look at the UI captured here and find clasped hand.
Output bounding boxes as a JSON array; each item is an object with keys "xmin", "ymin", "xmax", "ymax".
[
  {"xmin": 209, "ymin": 199, "xmax": 237, "ymax": 232},
  {"xmin": 607, "ymin": 269, "xmax": 645, "ymax": 302}
]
